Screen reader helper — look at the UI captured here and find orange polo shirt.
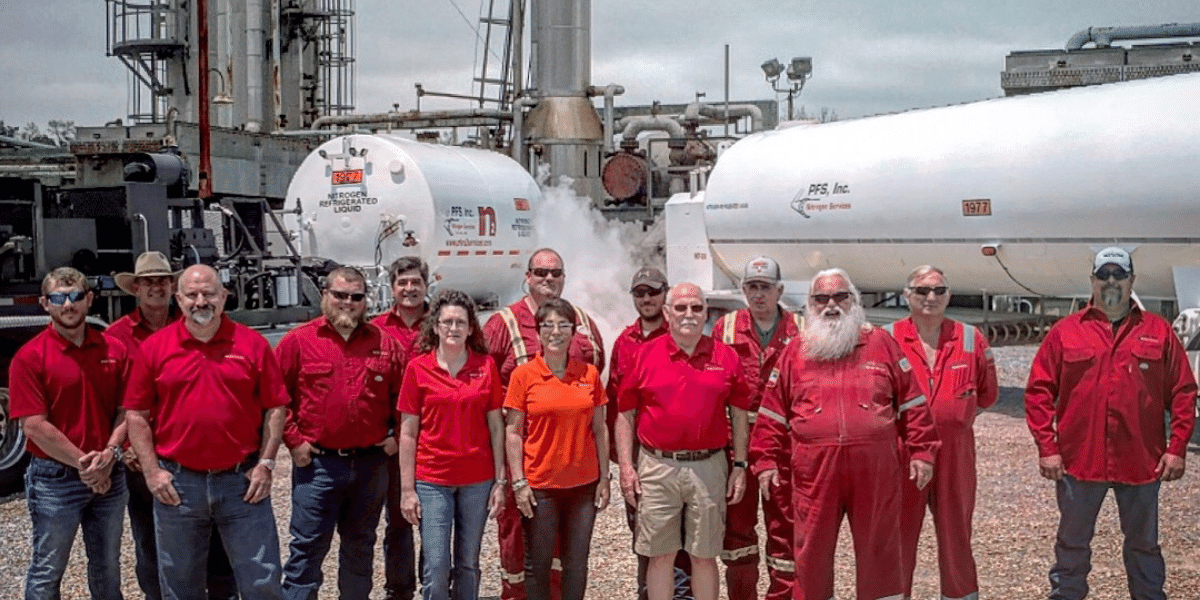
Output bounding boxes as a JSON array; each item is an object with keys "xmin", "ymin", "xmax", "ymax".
[{"xmin": 504, "ymin": 354, "xmax": 605, "ymax": 489}]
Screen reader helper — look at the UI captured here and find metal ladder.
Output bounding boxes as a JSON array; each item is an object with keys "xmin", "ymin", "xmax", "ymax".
[{"xmin": 473, "ymin": 0, "xmax": 523, "ymax": 112}]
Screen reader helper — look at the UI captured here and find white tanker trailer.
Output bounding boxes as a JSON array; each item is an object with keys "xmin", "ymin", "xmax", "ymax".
[
  {"xmin": 285, "ymin": 134, "xmax": 542, "ymax": 307},
  {"xmin": 668, "ymin": 72, "xmax": 1200, "ymax": 310}
]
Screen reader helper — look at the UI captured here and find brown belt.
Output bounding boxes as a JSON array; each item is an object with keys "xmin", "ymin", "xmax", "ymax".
[{"xmin": 641, "ymin": 445, "xmax": 723, "ymax": 462}]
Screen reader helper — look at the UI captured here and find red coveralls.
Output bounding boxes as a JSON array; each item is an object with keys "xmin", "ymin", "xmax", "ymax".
[
  {"xmin": 484, "ymin": 299, "xmax": 605, "ymax": 600},
  {"xmin": 885, "ymin": 318, "xmax": 997, "ymax": 600},
  {"xmin": 712, "ymin": 308, "xmax": 803, "ymax": 600},
  {"xmin": 750, "ymin": 327, "xmax": 939, "ymax": 600}
]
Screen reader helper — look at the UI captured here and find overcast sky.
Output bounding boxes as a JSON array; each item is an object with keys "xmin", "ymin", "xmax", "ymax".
[{"xmin": 1, "ymin": 1, "xmax": 1197, "ymax": 130}]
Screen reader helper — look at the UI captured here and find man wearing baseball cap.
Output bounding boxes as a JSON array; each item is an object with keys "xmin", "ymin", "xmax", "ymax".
[{"xmin": 1026, "ymin": 246, "xmax": 1196, "ymax": 600}]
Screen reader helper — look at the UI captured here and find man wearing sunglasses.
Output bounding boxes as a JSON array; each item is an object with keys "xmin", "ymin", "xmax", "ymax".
[
  {"xmin": 616, "ymin": 282, "xmax": 751, "ymax": 600},
  {"xmin": 484, "ymin": 247, "xmax": 605, "ymax": 600},
  {"xmin": 884, "ymin": 266, "xmax": 997, "ymax": 600},
  {"xmin": 710, "ymin": 256, "xmax": 803, "ymax": 600},
  {"xmin": 273, "ymin": 266, "xmax": 407, "ymax": 599},
  {"xmin": 1026, "ymin": 247, "xmax": 1196, "ymax": 600},
  {"xmin": 125, "ymin": 264, "xmax": 289, "ymax": 600},
  {"xmin": 605, "ymin": 267, "xmax": 692, "ymax": 600},
  {"xmin": 9, "ymin": 267, "xmax": 132, "ymax": 600},
  {"xmin": 109, "ymin": 251, "xmax": 239, "ymax": 600},
  {"xmin": 751, "ymin": 268, "xmax": 938, "ymax": 600}
]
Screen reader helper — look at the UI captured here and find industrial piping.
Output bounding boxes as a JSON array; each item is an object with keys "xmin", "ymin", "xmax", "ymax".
[{"xmin": 1066, "ymin": 22, "xmax": 1200, "ymax": 49}]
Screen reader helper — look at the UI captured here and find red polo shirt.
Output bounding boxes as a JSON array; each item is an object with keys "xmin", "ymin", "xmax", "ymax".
[
  {"xmin": 105, "ymin": 307, "xmax": 180, "ymax": 353},
  {"xmin": 504, "ymin": 355, "xmax": 606, "ymax": 489},
  {"xmin": 604, "ymin": 319, "xmax": 668, "ymax": 461},
  {"xmin": 371, "ymin": 310, "xmax": 423, "ymax": 356},
  {"xmin": 618, "ymin": 335, "xmax": 751, "ymax": 452},
  {"xmin": 124, "ymin": 315, "xmax": 289, "ymax": 471},
  {"xmin": 484, "ymin": 299, "xmax": 605, "ymax": 385},
  {"xmin": 9, "ymin": 326, "xmax": 130, "ymax": 460},
  {"xmin": 398, "ymin": 350, "xmax": 503, "ymax": 486},
  {"xmin": 276, "ymin": 317, "xmax": 405, "ymax": 450}
]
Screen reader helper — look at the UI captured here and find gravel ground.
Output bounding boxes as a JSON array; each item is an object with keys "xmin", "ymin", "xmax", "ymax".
[{"xmin": 2, "ymin": 345, "xmax": 1199, "ymax": 599}]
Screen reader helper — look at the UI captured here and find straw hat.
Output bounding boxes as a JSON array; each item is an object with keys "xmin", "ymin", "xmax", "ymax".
[{"xmin": 114, "ymin": 251, "xmax": 177, "ymax": 295}]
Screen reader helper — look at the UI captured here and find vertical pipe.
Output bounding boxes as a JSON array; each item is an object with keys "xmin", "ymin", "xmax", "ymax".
[
  {"xmin": 198, "ymin": 0, "xmax": 213, "ymax": 199},
  {"xmin": 271, "ymin": 0, "xmax": 282, "ymax": 130},
  {"xmin": 511, "ymin": 0, "xmax": 524, "ymax": 98},
  {"xmin": 245, "ymin": 0, "xmax": 265, "ymax": 131},
  {"xmin": 724, "ymin": 44, "xmax": 730, "ymax": 139}
]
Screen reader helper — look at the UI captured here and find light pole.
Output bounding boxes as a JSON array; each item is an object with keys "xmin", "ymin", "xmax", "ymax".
[{"xmin": 761, "ymin": 57, "xmax": 812, "ymax": 120}]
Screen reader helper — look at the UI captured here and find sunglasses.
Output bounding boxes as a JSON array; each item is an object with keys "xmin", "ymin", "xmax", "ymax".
[
  {"xmin": 326, "ymin": 290, "xmax": 366, "ymax": 302},
  {"xmin": 631, "ymin": 287, "xmax": 664, "ymax": 298},
  {"xmin": 1094, "ymin": 268, "xmax": 1130, "ymax": 281},
  {"xmin": 672, "ymin": 304, "xmax": 705, "ymax": 314},
  {"xmin": 46, "ymin": 290, "xmax": 87, "ymax": 306},
  {"xmin": 811, "ymin": 292, "xmax": 851, "ymax": 305},
  {"xmin": 530, "ymin": 268, "xmax": 564, "ymax": 278},
  {"xmin": 908, "ymin": 286, "xmax": 949, "ymax": 296}
]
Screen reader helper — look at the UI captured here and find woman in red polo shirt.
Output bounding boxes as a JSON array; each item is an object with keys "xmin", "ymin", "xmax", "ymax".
[
  {"xmin": 504, "ymin": 297, "xmax": 610, "ymax": 600},
  {"xmin": 398, "ymin": 289, "xmax": 505, "ymax": 600}
]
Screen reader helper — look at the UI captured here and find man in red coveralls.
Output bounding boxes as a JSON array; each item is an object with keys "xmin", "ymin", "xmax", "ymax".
[
  {"xmin": 711, "ymin": 256, "xmax": 803, "ymax": 600},
  {"xmin": 108, "ymin": 251, "xmax": 238, "ymax": 600},
  {"xmin": 606, "ymin": 267, "xmax": 692, "ymax": 600},
  {"xmin": 1026, "ymin": 247, "xmax": 1196, "ymax": 600},
  {"xmin": 884, "ymin": 265, "xmax": 997, "ymax": 600},
  {"xmin": 616, "ymin": 282, "xmax": 750, "ymax": 600},
  {"xmin": 484, "ymin": 247, "xmax": 605, "ymax": 600},
  {"xmin": 125, "ymin": 264, "xmax": 289, "ymax": 600},
  {"xmin": 370, "ymin": 256, "xmax": 428, "ymax": 600},
  {"xmin": 750, "ymin": 267, "xmax": 938, "ymax": 600},
  {"xmin": 276, "ymin": 266, "xmax": 406, "ymax": 599}
]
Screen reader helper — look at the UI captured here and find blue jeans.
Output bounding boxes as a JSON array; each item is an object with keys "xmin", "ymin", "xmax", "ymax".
[
  {"xmin": 1051, "ymin": 475, "xmax": 1165, "ymax": 600},
  {"xmin": 24, "ymin": 456, "xmax": 128, "ymax": 600},
  {"xmin": 522, "ymin": 482, "xmax": 599, "ymax": 600},
  {"xmin": 415, "ymin": 479, "xmax": 493, "ymax": 600},
  {"xmin": 154, "ymin": 458, "xmax": 283, "ymax": 600},
  {"xmin": 282, "ymin": 452, "xmax": 388, "ymax": 600},
  {"xmin": 385, "ymin": 457, "xmax": 418, "ymax": 600}
]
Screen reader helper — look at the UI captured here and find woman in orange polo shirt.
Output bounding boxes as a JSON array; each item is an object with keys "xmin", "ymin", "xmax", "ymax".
[{"xmin": 504, "ymin": 297, "xmax": 610, "ymax": 600}]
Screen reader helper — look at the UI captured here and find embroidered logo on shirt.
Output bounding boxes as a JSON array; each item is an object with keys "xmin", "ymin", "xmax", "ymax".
[
  {"xmin": 1140, "ymin": 363, "xmax": 1150, "ymax": 370},
  {"xmin": 897, "ymin": 358, "xmax": 911, "ymax": 372},
  {"xmin": 950, "ymin": 363, "xmax": 968, "ymax": 370},
  {"xmin": 225, "ymin": 354, "xmax": 250, "ymax": 362},
  {"xmin": 705, "ymin": 365, "xmax": 725, "ymax": 372},
  {"xmin": 864, "ymin": 361, "xmax": 890, "ymax": 373},
  {"xmin": 767, "ymin": 368, "xmax": 780, "ymax": 386}
]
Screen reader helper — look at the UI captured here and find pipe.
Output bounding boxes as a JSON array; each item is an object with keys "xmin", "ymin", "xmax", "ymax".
[
  {"xmin": 244, "ymin": 0, "xmax": 265, "ymax": 132},
  {"xmin": 587, "ymin": 84, "xmax": 625, "ymax": 153},
  {"xmin": 0, "ymin": 165, "xmax": 74, "ymax": 174},
  {"xmin": 512, "ymin": 96, "xmax": 540, "ymax": 167},
  {"xmin": 310, "ymin": 108, "xmax": 510, "ymax": 130},
  {"xmin": 1066, "ymin": 22, "xmax": 1200, "ymax": 50},
  {"xmin": 619, "ymin": 115, "xmax": 686, "ymax": 141},
  {"xmin": 0, "ymin": 135, "xmax": 57, "ymax": 149},
  {"xmin": 684, "ymin": 102, "xmax": 764, "ymax": 132},
  {"xmin": 198, "ymin": 0, "xmax": 213, "ymax": 199}
]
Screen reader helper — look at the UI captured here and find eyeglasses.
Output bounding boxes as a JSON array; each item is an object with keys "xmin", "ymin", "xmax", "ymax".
[
  {"xmin": 1094, "ymin": 268, "xmax": 1130, "ymax": 281},
  {"xmin": 326, "ymin": 290, "xmax": 366, "ymax": 302},
  {"xmin": 437, "ymin": 319, "xmax": 469, "ymax": 330},
  {"xmin": 672, "ymin": 304, "xmax": 705, "ymax": 314},
  {"xmin": 631, "ymin": 287, "xmax": 664, "ymax": 298},
  {"xmin": 811, "ymin": 292, "xmax": 851, "ymax": 305},
  {"xmin": 908, "ymin": 286, "xmax": 948, "ymax": 296},
  {"xmin": 539, "ymin": 321, "xmax": 574, "ymax": 331},
  {"xmin": 530, "ymin": 268, "xmax": 564, "ymax": 278},
  {"xmin": 46, "ymin": 290, "xmax": 87, "ymax": 306}
]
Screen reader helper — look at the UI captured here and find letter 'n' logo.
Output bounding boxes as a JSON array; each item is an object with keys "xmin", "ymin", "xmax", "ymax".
[{"xmin": 478, "ymin": 206, "xmax": 497, "ymax": 236}]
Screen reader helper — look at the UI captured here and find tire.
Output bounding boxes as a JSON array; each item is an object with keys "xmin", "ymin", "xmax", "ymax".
[{"xmin": 0, "ymin": 387, "xmax": 31, "ymax": 497}]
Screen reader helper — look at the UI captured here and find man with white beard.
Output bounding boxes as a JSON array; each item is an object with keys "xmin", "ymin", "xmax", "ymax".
[
  {"xmin": 1026, "ymin": 247, "xmax": 1196, "ymax": 600},
  {"xmin": 749, "ymin": 268, "xmax": 939, "ymax": 600}
]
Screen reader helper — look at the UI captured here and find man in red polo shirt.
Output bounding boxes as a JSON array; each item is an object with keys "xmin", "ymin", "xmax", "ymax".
[
  {"xmin": 276, "ymin": 266, "xmax": 406, "ymax": 599},
  {"xmin": 369, "ymin": 256, "xmax": 427, "ymax": 600},
  {"xmin": 125, "ymin": 264, "xmax": 288, "ymax": 600},
  {"xmin": 484, "ymin": 247, "xmax": 605, "ymax": 600},
  {"xmin": 616, "ymin": 282, "xmax": 750, "ymax": 600},
  {"xmin": 751, "ymin": 268, "xmax": 938, "ymax": 600},
  {"xmin": 109, "ymin": 251, "xmax": 238, "ymax": 600},
  {"xmin": 711, "ymin": 256, "xmax": 803, "ymax": 600},
  {"xmin": 10, "ymin": 266, "xmax": 131, "ymax": 600}
]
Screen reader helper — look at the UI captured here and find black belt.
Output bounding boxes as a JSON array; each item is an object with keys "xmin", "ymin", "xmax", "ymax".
[
  {"xmin": 311, "ymin": 444, "xmax": 384, "ymax": 458},
  {"xmin": 172, "ymin": 453, "xmax": 258, "ymax": 475},
  {"xmin": 641, "ymin": 446, "xmax": 723, "ymax": 462}
]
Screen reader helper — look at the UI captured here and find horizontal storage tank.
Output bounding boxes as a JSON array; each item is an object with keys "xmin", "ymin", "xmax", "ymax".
[
  {"xmin": 687, "ymin": 73, "xmax": 1200, "ymax": 302},
  {"xmin": 285, "ymin": 134, "xmax": 541, "ymax": 304}
]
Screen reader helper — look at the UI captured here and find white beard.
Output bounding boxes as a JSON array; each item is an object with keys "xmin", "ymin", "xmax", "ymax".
[
  {"xmin": 189, "ymin": 307, "xmax": 215, "ymax": 325},
  {"xmin": 1100, "ymin": 286, "xmax": 1122, "ymax": 309},
  {"xmin": 803, "ymin": 303, "xmax": 866, "ymax": 361}
]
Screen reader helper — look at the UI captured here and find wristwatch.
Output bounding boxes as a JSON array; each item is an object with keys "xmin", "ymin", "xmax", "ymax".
[
  {"xmin": 512, "ymin": 478, "xmax": 529, "ymax": 490},
  {"xmin": 257, "ymin": 458, "xmax": 276, "ymax": 472},
  {"xmin": 732, "ymin": 460, "xmax": 749, "ymax": 469},
  {"xmin": 110, "ymin": 446, "xmax": 123, "ymax": 462}
]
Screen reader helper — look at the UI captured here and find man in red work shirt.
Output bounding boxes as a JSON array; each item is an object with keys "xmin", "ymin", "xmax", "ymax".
[
  {"xmin": 711, "ymin": 256, "xmax": 803, "ymax": 600},
  {"xmin": 276, "ymin": 266, "xmax": 406, "ymax": 599},
  {"xmin": 370, "ymin": 256, "xmax": 428, "ymax": 600},
  {"xmin": 885, "ymin": 265, "xmax": 997, "ymax": 600},
  {"xmin": 9, "ymin": 266, "xmax": 130, "ymax": 600},
  {"xmin": 616, "ymin": 282, "xmax": 750, "ymax": 600},
  {"xmin": 606, "ymin": 267, "xmax": 692, "ymax": 600},
  {"xmin": 484, "ymin": 247, "xmax": 605, "ymax": 600},
  {"xmin": 750, "ymin": 268, "xmax": 938, "ymax": 600},
  {"xmin": 125, "ymin": 264, "xmax": 289, "ymax": 600},
  {"xmin": 1026, "ymin": 247, "xmax": 1196, "ymax": 600},
  {"xmin": 109, "ymin": 251, "xmax": 238, "ymax": 600}
]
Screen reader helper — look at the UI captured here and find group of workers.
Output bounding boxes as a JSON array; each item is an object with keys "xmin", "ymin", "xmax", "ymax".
[{"xmin": 8, "ymin": 243, "xmax": 1196, "ymax": 600}]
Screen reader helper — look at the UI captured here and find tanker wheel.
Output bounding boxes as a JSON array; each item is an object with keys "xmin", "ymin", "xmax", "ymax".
[{"xmin": 0, "ymin": 387, "xmax": 31, "ymax": 497}]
